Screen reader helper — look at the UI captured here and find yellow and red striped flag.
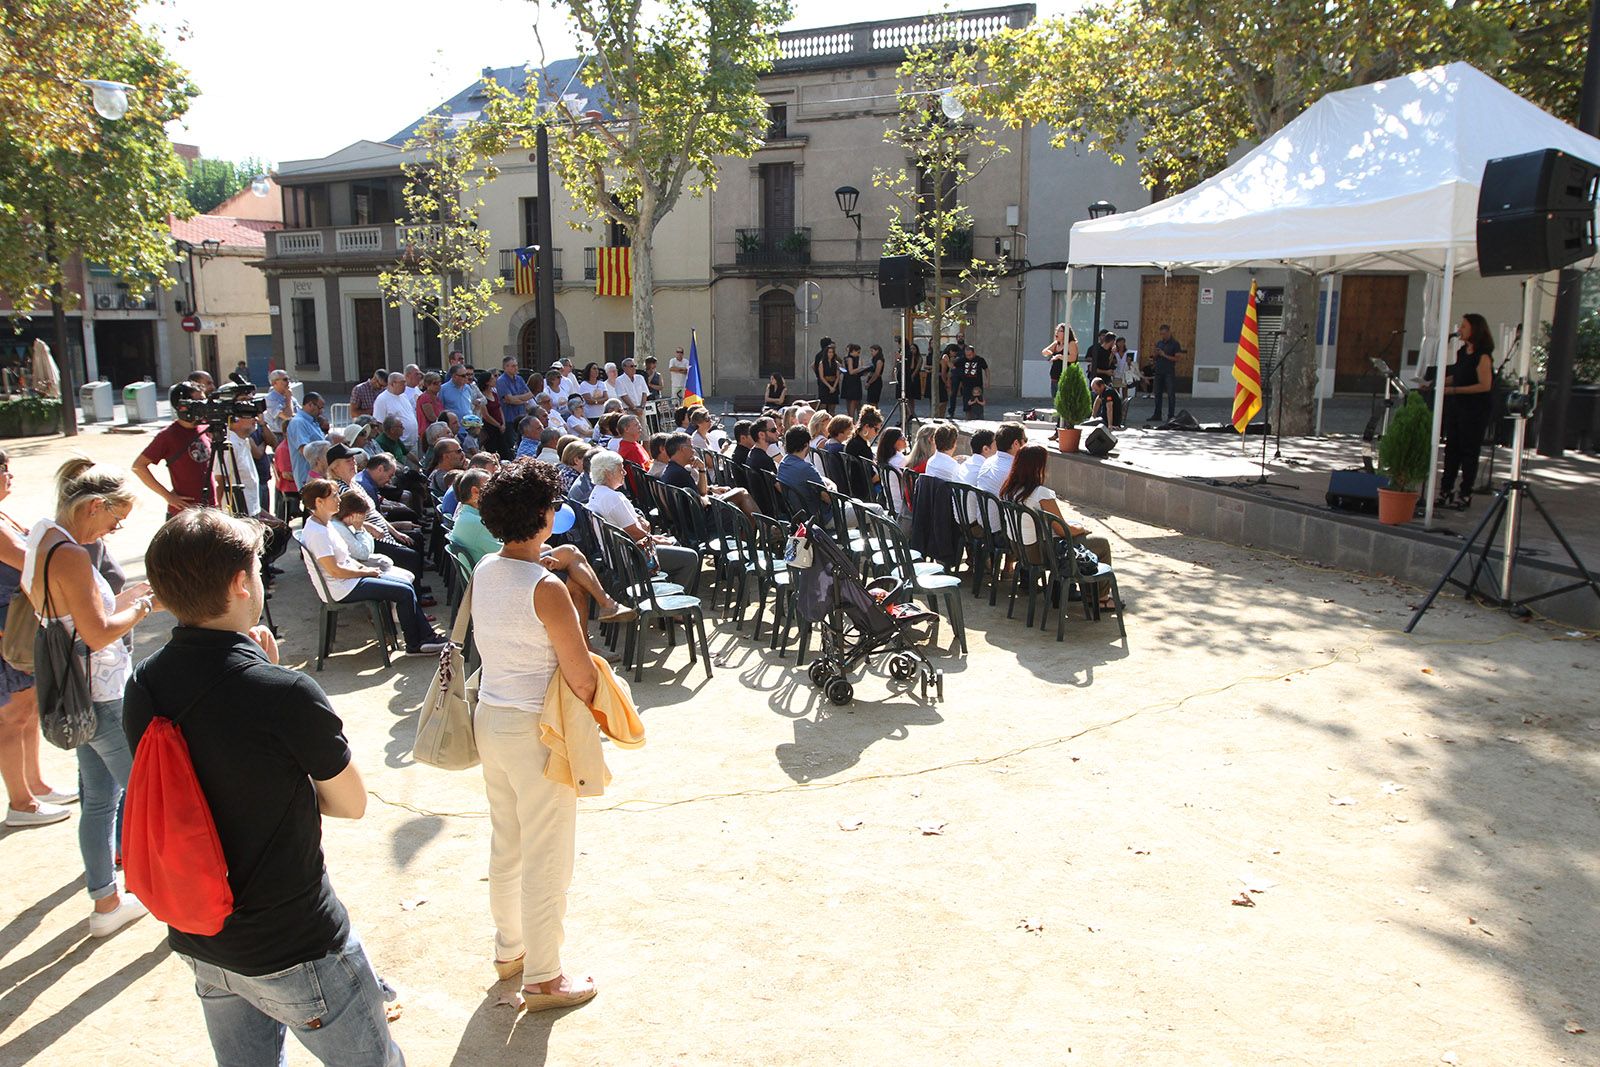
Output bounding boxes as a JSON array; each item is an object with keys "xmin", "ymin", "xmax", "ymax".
[
  {"xmin": 1230, "ymin": 280, "xmax": 1263, "ymax": 433},
  {"xmin": 513, "ymin": 246, "xmax": 537, "ymax": 296},
  {"xmin": 595, "ymin": 247, "xmax": 632, "ymax": 297}
]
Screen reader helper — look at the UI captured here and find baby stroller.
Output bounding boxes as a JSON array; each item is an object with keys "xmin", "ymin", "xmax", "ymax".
[{"xmin": 787, "ymin": 523, "xmax": 943, "ymax": 705}]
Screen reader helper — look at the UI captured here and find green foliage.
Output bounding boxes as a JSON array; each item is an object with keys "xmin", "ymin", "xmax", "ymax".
[
  {"xmin": 1053, "ymin": 362, "xmax": 1093, "ymax": 426},
  {"xmin": 379, "ymin": 113, "xmax": 508, "ymax": 355},
  {"xmin": 874, "ymin": 34, "xmax": 1007, "ymax": 355},
  {"xmin": 0, "ymin": 14, "xmax": 195, "ymax": 315},
  {"xmin": 183, "ymin": 156, "xmax": 269, "ymax": 214},
  {"xmin": 1378, "ymin": 393, "xmax": 1433, "ymax": 492},
  {"xmin": 470, "ymin": 0, "xmax": 790, "ymax": 361},
  {"xmin": 0, "ymin": 396, "xmax": 63, "ymax": 437}
]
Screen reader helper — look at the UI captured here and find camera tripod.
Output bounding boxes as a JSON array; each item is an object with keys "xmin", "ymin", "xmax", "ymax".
[
  {"xmin": 1406, "ymin": 280, "xmax": 1600, "ymax": 632},
  {"xmin": 207, "ymin": 425, "xmax": 279, "ymax": 635}
]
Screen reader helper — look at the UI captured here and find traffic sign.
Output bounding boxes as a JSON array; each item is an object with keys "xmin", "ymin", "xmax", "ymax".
[{"xmin": 181, "ymin": 314, "xmax": 201, "ymax": 333}]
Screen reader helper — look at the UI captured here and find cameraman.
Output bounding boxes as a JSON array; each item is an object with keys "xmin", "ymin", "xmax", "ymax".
[
  {"xmin": 134, "ymin": 382, "xmax": 213, "ymax": 518},
  {"xmin": 125, "ymin": 509, "xmax": 404, "ymax": 1065},
  {"xmin": 224, "ymin": 410, "xmax": 291, "ymax": 574}
]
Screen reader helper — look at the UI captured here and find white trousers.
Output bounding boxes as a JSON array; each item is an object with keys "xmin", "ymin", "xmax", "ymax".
[{"xmin": 476, "ymin": 701, "xmax": 577, "ymax": 985}]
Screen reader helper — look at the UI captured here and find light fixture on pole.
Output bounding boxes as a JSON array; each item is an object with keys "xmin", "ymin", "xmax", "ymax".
[
  {"xmin": 1087, "ymin": 200, "xmax": 1117, "ymax": 339},
  {"xmin": 834, "ymin": 185, "xmax": 861, "ymax": 236},
  {"xmin": 938, "ymin": 87, "xmax": 966, "ymax": 122},
  {"xmin": 250, "ymin": 174, "xmax": 272, "ymax": 198},
  {"xmin": 84, "ymin": 80, "xmax": 133, "ymax": 121}
]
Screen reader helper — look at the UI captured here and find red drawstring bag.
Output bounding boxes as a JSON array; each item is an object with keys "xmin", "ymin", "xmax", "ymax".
[{"xmin": 122, "ymin": 664, "xmax": 250, "ymax": 936}]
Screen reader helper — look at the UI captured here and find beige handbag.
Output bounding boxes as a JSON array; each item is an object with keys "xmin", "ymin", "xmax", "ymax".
[
  {"xmin": 411, "ymin": 580, "xmax": 481, "ymax": 771},
  {"xmin": 2, "ymin": 591, "xmax": 39, "ymax": 673}
]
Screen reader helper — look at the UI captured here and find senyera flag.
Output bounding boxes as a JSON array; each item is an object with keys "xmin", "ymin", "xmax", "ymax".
[
  {"xmin": 683, "ymin": 329, "xmax": 705, "ymax": 408},
  {"xmin": 1231, "ymin": 280, "xmax": 1263, "ymax": 433}
]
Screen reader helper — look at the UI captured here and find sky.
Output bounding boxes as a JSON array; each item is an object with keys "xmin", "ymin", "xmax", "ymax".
[{"xmin": 145, "ymin": 0, "xmax": 1078, "ymax": 166}]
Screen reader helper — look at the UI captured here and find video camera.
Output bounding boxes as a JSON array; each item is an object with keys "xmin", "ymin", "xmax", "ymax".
[{"xmin": 173, "ymin": 382, "xmax": 267, "ymax": 430}]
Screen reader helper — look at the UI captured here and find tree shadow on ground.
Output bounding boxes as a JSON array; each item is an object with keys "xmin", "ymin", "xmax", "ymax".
[{"xmin": 0, "ymin": 934, "xmax": 169, "ymax": 1060}]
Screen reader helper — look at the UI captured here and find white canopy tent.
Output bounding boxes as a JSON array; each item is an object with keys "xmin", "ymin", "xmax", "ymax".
[{"xmin": 1064, "ymin": 62, "xmax": 1600, "ymax": 528}]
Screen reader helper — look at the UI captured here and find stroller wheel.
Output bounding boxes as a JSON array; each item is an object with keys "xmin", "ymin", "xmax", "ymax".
[
  {"xmin": 826, "ymin": 678, "xmax": 854, "ymax": 706},
  {"xmin": 808, "ymin": 660, "xmax": 831, "ymax": 686},
  {"xmin": 888, "ymin": 653, "xmax": 918, "ymax": 681}
]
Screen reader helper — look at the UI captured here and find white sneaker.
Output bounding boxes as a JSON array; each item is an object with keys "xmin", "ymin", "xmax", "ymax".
[
  {"xmin": 5, "ymin": 801, "xmax": 71, "ymax": 827},
  {"xmin": 36, "ymin": 788, "xmax": 79, "ymax": 805},
  {"xmin": 88, "ymin": 894, "xmax": 149, "ymax": 938},
  {"xmin": 406, "ymin": 641, "xmax": 447, "ymax": 655}
]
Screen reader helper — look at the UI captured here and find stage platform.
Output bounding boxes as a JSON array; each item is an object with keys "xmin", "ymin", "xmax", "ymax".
[{"xmin": 970, "ymin": 407, "xmax": 1600, "ymax": 630}]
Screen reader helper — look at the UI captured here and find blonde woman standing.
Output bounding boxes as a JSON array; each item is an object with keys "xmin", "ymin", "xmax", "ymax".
[{"xmin": 1043, "ymin": 323, "xmax": 1079, "ymax": 397}]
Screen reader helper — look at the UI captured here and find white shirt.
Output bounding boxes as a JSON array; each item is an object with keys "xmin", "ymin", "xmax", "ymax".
[
  {"xmin": 537, "ymin": 447, "xmax": 561, "ymax": 465},
  {"xmin": 542, "ymin": 383, "xmax": 568, "ymax": 410},
  {"xmin": 1017, "ymin": 484, "xmax": 1056, "ymax": 546},
  {"xmin": 959, "ymin": 452, "xmax": 989, "ymax": 485},
  {"xmin": 566, "ymin": 412, "xmax": 593, "ymax": 437},
  {"xmin": 615, "ymin": 372, "xmax": 649, "ymax": 410},
  {"xmin": 580, "ymin": 380, "xmax": 612, "ymax": 419},
  {"xmin": 24, "ymin": 520, "xmax": 131, "ymax": 702},
  {"xmin": 924, "ymin": 451, "xmax": 964, "ymax": 483},
  {"xmin": 588, "ymin": 483, "xmax": 642, "ymax": 533},
  {"xmin": 373, "ymin": 388, "xmax": 419, "ymax": 449},
  {"xmin": 976, "ymin": 451, "xmax": 1014, "ymax": 527},
  {"xmin": 301, "ymin": 518, "xmax": 363, "ymax": 600},
  {"xmin": 226, "ymin": 429, "xmax": 262, "ymax": 512},
  {"xmin": 668, "ymin": 356, "xmax": 689, "ymax": 394}
]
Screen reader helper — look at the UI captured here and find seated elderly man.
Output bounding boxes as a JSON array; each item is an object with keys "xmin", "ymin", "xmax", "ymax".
[
  {"xmin": 659, "ymin": 431, "xmax": 756, "ymax": 519},
  {"xmin": 514, "ymin": 414, "xmax": 546, "ymax": 460}
]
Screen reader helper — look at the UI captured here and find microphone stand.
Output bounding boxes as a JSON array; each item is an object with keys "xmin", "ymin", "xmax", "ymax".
[{"xmin": 1257, "ymin": 332, "xmax": 1302, "ymax": 482}]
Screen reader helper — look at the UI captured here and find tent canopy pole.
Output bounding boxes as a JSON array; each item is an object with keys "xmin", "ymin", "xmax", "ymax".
[{"xmin": 1423, "ymin": 249, "xmax": 1457, "ymax": 529}]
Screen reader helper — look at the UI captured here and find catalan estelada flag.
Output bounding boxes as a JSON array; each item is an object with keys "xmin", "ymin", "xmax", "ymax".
[
  {"xmin": 1230, "ymin": 280, "xmax": 1263, "ymax": 433},
  {"xmin": 682, "ymin": 330, "xmax": 705, "ymax": 408},
  {"xmin": 595, "ymin": 247, "xmax": 632, "ymax": 297},
  {"xmin": 513, "ymin": 246, "xmax": 537, "ymax": 296}
]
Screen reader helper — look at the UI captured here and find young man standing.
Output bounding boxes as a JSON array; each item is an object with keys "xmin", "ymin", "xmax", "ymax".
[
  {"xmin": 134, "ymin": 382, "xmax": 214, "ymax": 517},
  {"xmin": 126, "ymin": 509, "xmax": 404, "ymax": 1067}
]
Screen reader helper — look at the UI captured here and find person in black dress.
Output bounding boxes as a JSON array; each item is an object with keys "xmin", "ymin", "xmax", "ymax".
[
  {"xmin": 764, "ymin": 373, "xmax": 788, "ymax": 410},
  {"xmin": 1436, "ymin": 312, "xmax": 1496, "ymax": 510},
  {"xmin": 864, "ymin": 344, "xmax": 886, "ymax": 407},
  {"xmin": 840, "ymin": 343, "xmax": 864, "ymax": 416},
  {"xmin": 814, "ymin": 340, "xmax": 841, "ymax": 414},
  {"xmin": 902, "ymin": 342, "xmax": 923, "ymax": 420}
]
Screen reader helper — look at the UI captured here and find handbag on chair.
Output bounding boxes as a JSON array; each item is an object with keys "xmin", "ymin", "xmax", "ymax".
[{"xmin": 411, "ymin": 579, "xmax": 481, "ymax": 771}]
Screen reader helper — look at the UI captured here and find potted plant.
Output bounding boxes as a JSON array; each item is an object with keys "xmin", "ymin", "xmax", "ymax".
[
  {"xmin": 1053, "ymin": 363, "xmax": 1093, "ymax": 452},
  {"xmin": 1376, "ymin": 392, "xmax": 1432, "ymax": 524},
  {"xmin": 0, "ymin": 396, "xmax": 63, "ymax": 438}
]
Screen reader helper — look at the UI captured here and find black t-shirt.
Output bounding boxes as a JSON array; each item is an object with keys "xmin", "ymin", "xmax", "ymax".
[
  {"xmin": 958, "ymin": 355, "xmax": 988, "ymax": 394},
  {"xmin": 1091, "ymin": 346, "xmax": 1117, "ymax": 377},
  {"xmin": 123, "ymin": 627, "xmax": 352, "ymax": 976},
  {"xmin": 731, "ymin": 443, "xmax": 752, "ymax": 466},
  {"xmin": 1154, "ymin": 337, "xmax": 1183, "ymax": 372},
  {"xmin": 746, "ymin": 446, "xmax": 776, "ymax": 475},
  {"xmin": 661, "ymin": 461, "xmax": 699, "ymax": 493}
]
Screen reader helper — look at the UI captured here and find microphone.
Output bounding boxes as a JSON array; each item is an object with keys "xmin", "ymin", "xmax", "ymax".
[{"xmin": 1447, "ymin": 331, "xmax": 1459, "ymax": 338}]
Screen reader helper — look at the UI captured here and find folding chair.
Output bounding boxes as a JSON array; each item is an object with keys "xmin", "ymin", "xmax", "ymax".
[{"xmin": 293, "ymin": 530, "xmax": 395, "ymax": 671}]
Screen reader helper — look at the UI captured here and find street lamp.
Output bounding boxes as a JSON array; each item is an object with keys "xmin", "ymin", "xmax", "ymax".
[
  {"xmin": 84, "ymin": 80, "xmax": 133, "ymax": 121},
  {"xmin": 1087, "ymin": 200, "xmax": 1117, "ymax": 340},
  {"xmin": 250, "ymin": 174, "xmax": 272, "ymax": 198},
  {"xmin": 834, "ymin": 185, "xmax": 861, "ymax": 237},
  {"xmin": 939, "ymin": 87, "xmax": 966, "ymax": 122}
]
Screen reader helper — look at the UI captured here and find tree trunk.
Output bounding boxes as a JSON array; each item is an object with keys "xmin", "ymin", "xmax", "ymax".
[
  {"xmin": 42, "ymin": 212, "xmax": 77, "ymax": 437},
  {"xmin": 631, "ymin": 228, "xmax": 657, "ymax": 372},
  {"xmin": 1275, "ymin": 268, "xmax": 1319, "ymax": 436}
]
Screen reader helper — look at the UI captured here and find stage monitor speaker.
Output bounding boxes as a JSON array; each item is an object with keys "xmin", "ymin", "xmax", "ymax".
[
  {"xmin": 1325, "ymin": 469, "xmax": 1389, "ymax": 515},
  {"xmin": 1082, "ymin": 425, "xmax": 1117, "ymax": 456},
  {"xmin": 878, "ymin": 255, "xmax": 926, "ymax": 309},
  {"xmin": 1476, "ymin": 149, "xmax": 1599, "ymax": 276}
]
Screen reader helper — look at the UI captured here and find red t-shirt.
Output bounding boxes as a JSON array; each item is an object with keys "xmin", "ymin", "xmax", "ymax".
[
  {"xmin": 416, "ymin": 392, "xmax": 444, "ymax": 429},
  {"xmin": 617, "ymin": 439, "xmax": 649, "ymax": 469},
  {"xmin": 141, "ymin": 421, "xmax": 213, "ymax": 514}
]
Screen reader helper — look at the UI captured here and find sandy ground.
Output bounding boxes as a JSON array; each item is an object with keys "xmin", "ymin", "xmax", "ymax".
[{"xmin": 0, "ymin": 426, "xmax": 1597, "ymax": 1067}]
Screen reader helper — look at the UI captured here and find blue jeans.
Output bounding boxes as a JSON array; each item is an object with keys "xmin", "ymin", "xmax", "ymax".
[
  {"xmin": 341, "ymin": 575, "xmax": 432, "ymax": 650},
  {"xmin": 180, "ymin": 934, "xmax": 404, "ymax": 1067},
  {"xmin": 78, "ymin": 698, "xmax": 133, "ymax": 900},
  {"xmin": 1151, "ymin": 372, "xmax": 1176, "ymax": 420}
]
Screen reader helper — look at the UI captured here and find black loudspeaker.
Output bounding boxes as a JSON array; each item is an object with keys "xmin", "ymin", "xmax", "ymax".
[
  {"xmin": 1082, "ymin": 425, "xmax": 1117, "ymax": 456},
  {"xmin": 1476, "ymin": 149, "xmax": 1599, "ymax": 277},
  {"xmin": 1325, "ymin": 469, "xmax": 1390, "ymax": 515},
  {"xmin": 878, "ymin": 255, "xmax": 926, "ymax": 309}
]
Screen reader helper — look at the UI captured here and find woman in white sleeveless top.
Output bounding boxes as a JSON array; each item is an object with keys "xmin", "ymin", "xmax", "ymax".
[
  {"xmin": 470, "ymin": 460, "xmax": 600, "ymax": 1011},
  {"xmin": 25, "ymin": 460, "xmax": 158, "ymax": 937}
]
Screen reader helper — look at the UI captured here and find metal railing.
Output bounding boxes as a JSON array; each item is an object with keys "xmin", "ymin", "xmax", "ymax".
[
  {"xmin": 498, "ymin": 247, "xmax": 563, "ymax": 282},
  {"xmin": 88, "ymin": 278, "xmax": 158, "ymax": 311},
  {"xmin": 733, "ymin": 227, "xmax": 812, "ymax": 266}
]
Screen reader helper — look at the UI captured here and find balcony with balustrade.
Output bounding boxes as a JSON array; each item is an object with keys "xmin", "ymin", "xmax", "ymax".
[
  {"xmin": 259, "ymin": 224, "xmax": 424, "ymax": 266},
  {"xmin": 732, "ymin": 227, "xmax": 812, "ymax": 267},
  {"xmin": 498, "ymin": 247, "xmax": 564, "ymax": 284},
  {"xmin": 774, "ymin": 5, "xmax": 1033, "ymax": 72}
]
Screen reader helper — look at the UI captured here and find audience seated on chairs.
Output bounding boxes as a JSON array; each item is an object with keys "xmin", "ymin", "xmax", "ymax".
[
  {"xmin": 906, "ymin": 423, "xmax": 937, "ymax": 473},
  {"xmin": 688, "ymin": 409, "xmax": 727, "ymax": 453},
  {"xmin": 428, "ymin": 437, "xmax": 466, "ymax": 498},
  {"xmin": 646, "ymin": 433, "xmax": 671, "ymax": 477},
  {"xmin": 557, "ymin": 441, "xmax": 589, "ymax": 494},
  {"xmin": 332, "ymin": 492, "xmax": 414, "ymax": 586},
  {"xmin": 875, "ymin": 426, "xmax": 907, "ymax": 469},
  {"xmin": 776, "ymin": 425, "xmax": 833, "ymax": 524},
  {"xmin": 564, "ymin": 395, "xmax": 593, "ymax": 438},
  {"xmin": 976, "ymin": 422, "xmax": 1027, "ymax": 523},
  {"xmin": 586, "ymin": 451, "xmax": 702, "ymax": 594},
  {"xmin": 299, "ymin": 479, "xmax": 444, "ymax": 655},
  {"xmin": 531, "ymin": 427, "xmax": 563, "ymax": 464},
  {"xmin": 569, "ymin": 448, "xmax": 600, "ymax": 505},
  {"xmin": 729, "ymin": 421, "xmax": 754, "ymax": 466},
  {"xmin": 999, "ymin": 443, "xmax": 1116, "ymax": 608},
  {"xmin": 660, "ymin": 432, "xmax": 756, "ymax": 518},
  {"xmin": 514, "ymin": 415, "xmax": 545, "ymax": 460},
  {"xmin": 822, "ymin": 415, "xmax": 853, "ymax": 454},
  {"xmin": 441, "ymin": 451, "xmax": 499, "ymax": 516}
]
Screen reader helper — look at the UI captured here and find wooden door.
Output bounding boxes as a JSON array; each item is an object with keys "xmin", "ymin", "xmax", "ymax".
[
  {"xmin": 759, "ymin": 290, "xmax": 795, "ymax": 378},
  {"xmin": 761, "ymin": 163, "xmax": 795, "ymax": 243},
  {"xmin": 352, "ymin": 297, "xmax": 387, "ymax": 379},
  {"xmin": 1139, "ymin": 275, "xmax": 1199, "ymax": 387},
  {"xmin": 1335, "ymin": 275, "xmax": 1409, "ymax": 390}
]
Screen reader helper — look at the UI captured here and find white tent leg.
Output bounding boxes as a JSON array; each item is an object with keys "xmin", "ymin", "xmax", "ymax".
[
  {"xmin": 1063, "ymin": 267, "xmax": 1075, "ymax": 339},
  {"xmin": 1422, "ymin": 251, "xmax": 1457, "ymax": 530},
  {"xmin": 1314, "ymin": 273, "xmax": 1334, "ymax": 435}
]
